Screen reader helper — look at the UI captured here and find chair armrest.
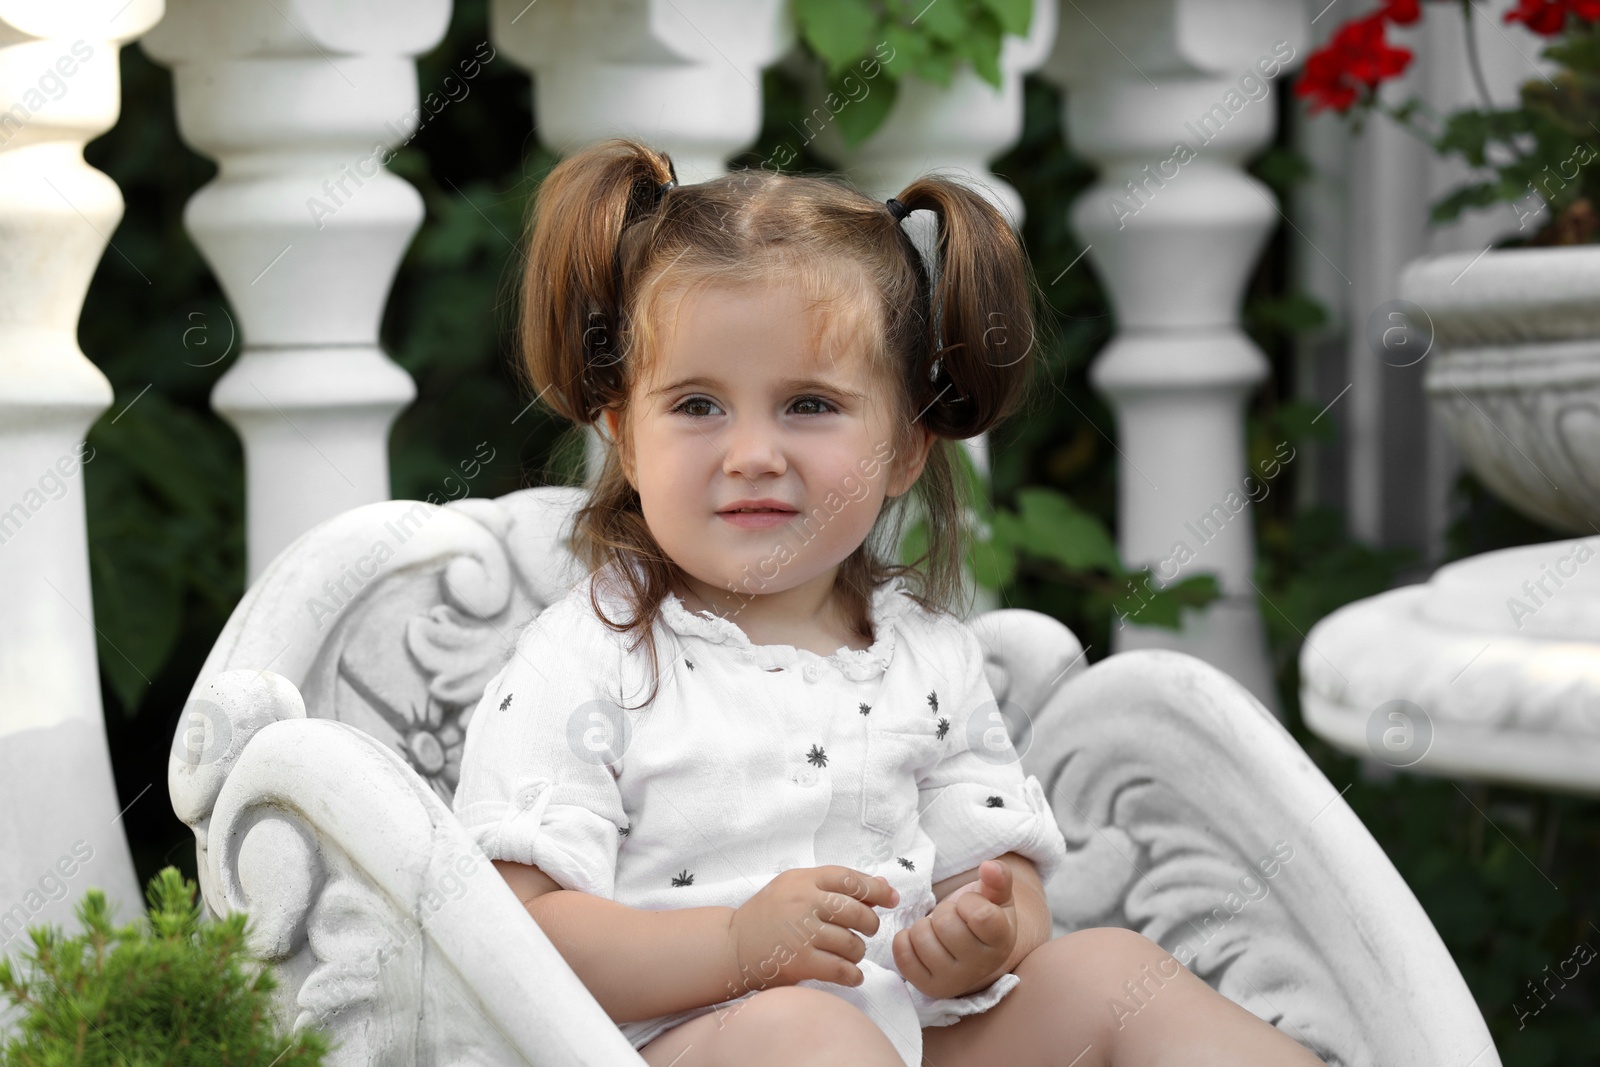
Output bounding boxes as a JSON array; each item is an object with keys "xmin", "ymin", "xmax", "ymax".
[
  {"xmin": 170, "ymin": 669, "xmax": 643, "ymax": 1066},
  {"xmin": 1020, "ymin": 645, "xmax": 1498, "ymax": 1067}
]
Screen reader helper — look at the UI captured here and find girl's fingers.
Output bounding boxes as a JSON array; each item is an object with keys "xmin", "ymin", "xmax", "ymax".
[
  {"xmin": 952, "ymin": 891, "xmax": 1011, "ymax": 948},
  {"xmin": 908, "ymin": 915, "xmax": 953, "ymax": 979},
  {"xmin": 821, "ymin": 893, "xmax": 886, "ymax": 941},
  {"xmin": 819, "ymin": 866, "xmax": 898, "ymax": 911},
  {"xmin": 892, "ymin": 924, "xmax": 936, "ymax": 987},
  {"xmin": 930, "ymin": 896, "xmax": 1001, "ymax": 963},
  {"xmin": 978, "ymin": 859, "xmax": 1012, "ymax": 907},
  {"xmin": 807, "ymin": 946, "xmax": 866, "ymax": 987},
  {"xmin": 810, "ymin": 922, "xmax": 868, "ymax": 967}
]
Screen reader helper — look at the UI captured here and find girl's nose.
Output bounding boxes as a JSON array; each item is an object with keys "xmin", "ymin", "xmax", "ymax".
[{"xmin": 722, "ymin": 418, "xmax": 787, "ymax": 479}]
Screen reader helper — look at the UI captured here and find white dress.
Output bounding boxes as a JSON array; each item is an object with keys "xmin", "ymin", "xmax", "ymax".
[{"xmin": 452, "ymin": 563, "xmax": 1070, "ymax": 1067}]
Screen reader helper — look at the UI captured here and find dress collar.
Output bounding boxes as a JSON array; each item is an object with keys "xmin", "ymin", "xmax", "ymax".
[
  {"xmin": 659, "ymin": 577, "xmax": 915, "ymax": 680},
  {"xmin": 588, "ymin": 564, "xmax": 919, "ymax": 681}
]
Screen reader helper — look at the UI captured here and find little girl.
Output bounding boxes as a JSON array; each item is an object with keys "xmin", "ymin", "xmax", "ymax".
[{"xmin": 452, "ymin": 138, "xmax": 1326, "ymax": 1067}]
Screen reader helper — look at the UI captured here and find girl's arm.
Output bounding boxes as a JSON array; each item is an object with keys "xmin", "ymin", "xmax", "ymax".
[{"xmin": 495, "ymin": 859, "xmax": 740, "ymax": 1024}]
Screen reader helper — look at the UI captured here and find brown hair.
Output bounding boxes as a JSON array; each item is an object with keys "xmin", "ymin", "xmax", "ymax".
[{"xmin": 515, "ymin": 138, "xmax": 1042, "ymax": 707}]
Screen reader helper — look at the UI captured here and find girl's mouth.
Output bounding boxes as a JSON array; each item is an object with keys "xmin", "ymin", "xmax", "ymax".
[{"xmin": 718, "ymin": 506, "xmax": 798, "ymax": 529}]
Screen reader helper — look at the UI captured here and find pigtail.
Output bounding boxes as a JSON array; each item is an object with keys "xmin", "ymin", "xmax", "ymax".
[
  {"xmin": 517, "ymin": 138, "xmax": 678, "ymax": 427},
  {"xmin": 890, "ymin": 178, "xmax": 1038, "ymax": 439}
]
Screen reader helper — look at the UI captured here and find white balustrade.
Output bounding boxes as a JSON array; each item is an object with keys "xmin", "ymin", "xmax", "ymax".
[
  {"xmin": 1039, "ymin": 0, "xmax": 1308, "ymax": 714},
  {"xmin": 0, "ymin": 1, "xmax": 162, "ymax": 952},
  {"xmin": 142, "ymin": 0, "xmax": 452, "ymax": 580}
]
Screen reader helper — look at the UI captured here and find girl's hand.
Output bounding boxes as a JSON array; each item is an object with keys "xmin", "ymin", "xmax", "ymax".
[
  {"xmin": 725, "ymin": 866, "xmax": 901, "ymax": 992},
  {"xmin": 892, "ymin": 858, "xmax": 1017, "ymax": 1000}
]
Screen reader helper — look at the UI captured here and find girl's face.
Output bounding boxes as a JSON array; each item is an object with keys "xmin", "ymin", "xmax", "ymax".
[{"xmin": 605, "ymin": 281, "xmax": 934, "ymax": 606}]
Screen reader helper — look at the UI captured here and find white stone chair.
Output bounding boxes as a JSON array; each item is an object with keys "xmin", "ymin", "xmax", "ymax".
[{"xmin": 168, "ymin": 486, "xmax": 1499, "ymax": 1066}]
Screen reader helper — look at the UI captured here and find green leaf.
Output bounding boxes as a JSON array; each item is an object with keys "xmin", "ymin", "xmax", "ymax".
[
  {"xmin": 976, "ymin": 0, "xmax": 1032, "ymax": 36},
  {"xmin": 915, "ymin": 0, "xmax": 969, "ymax": 45},
  {"xmin": 968, "ymin": 532, "xmax": 1017, "ymax": 588},
  {"xmin": 878, "ymin": 23, "xmax": 928, "ymax": 80},
  {"xmin": 794, "ymin": 0, "xmax": 879, "ymax": 74},
  {"xmin": 1010, "ymin": 487, "xmax": 1120, "ymax": 571},
  {"xmin": 913, "ymin": 43, "xmax": 957, "ymax": 88},
  {"xmin": 958, "ymin": 10, "xmax": 1004, "ymax": 88},
  {"xmin": 835, "ymin": 74, "xmax": 898, "ymax": 146}
]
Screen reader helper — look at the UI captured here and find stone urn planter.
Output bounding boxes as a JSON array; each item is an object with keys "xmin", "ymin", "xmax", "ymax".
[{"xmin": 1300, "ymin": 246, "xmax": 1600, "ymax": 795}]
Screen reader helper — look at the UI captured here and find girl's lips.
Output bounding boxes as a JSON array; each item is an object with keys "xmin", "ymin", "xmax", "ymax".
[{"xmin": 718, "ymin": 509, "xmax": 797, "ymax": 529}]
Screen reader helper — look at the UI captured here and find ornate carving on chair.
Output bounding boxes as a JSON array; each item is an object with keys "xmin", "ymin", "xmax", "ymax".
[{"xmin": 169, "ymin": 486, "xmax": 1499, "ymax": 1066}]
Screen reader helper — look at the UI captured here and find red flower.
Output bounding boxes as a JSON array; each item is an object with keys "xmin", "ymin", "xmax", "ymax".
[
  {"xmin": 1506, "ymin": 0, "xmax": 1570, "ymax": 33},
  {"xmin": 1383, "ymin": 0, "xmax": 1423, "ymax": 24},
  {"xmin": 1505, "ymin": 0, "xmax": 1600, "ymax": 33},
  {"xmin": 1295, "ymin": 13, "xmax": 1414, "ymax": 112}
]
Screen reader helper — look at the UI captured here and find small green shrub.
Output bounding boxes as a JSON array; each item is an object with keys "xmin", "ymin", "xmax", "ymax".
[{"xmin": 0, "ymin": 867, "xmax": 330, "ymax": 1066}]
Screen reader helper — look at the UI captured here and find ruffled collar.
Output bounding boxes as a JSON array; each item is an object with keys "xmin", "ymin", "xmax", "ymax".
[{"xmin": 591, "ymin": 565, "xmax": 918, "ymax": 681}]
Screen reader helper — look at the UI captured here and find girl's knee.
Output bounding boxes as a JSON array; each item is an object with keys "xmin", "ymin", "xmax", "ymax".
[{"xmin": 1026, "ymin": 927, "xmax": 1188, "ymax": 990}]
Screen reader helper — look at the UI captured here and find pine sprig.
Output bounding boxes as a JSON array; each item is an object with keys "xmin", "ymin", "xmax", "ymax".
[{"xmin": 0, "ymin": 867, "xmax": 331, "ymax": 1066}]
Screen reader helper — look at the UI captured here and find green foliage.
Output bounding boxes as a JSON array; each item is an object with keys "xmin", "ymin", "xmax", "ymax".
[
  {"xmin": 792, "ymin": 0, "xmax": 1034, "ymax": 146},
  {"xmin": 0, "ymin": 868, "xmax": 329, "ymax": 1065},
  {"xmin": 920, "ymin": 443, "xmax": 1225, "ymax": 629}
]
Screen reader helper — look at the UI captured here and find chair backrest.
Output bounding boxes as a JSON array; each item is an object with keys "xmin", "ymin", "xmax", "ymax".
[{"xmin": 187, "ymin": 486, "xmax": 592, "ymax": 804}]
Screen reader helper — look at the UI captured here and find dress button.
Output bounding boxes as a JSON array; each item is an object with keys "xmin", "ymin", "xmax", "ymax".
[
  {"xmin": 802, "ymin": 662, "xmax": 822, "ymax": 681},
  {"xmin": 797, "ymin": 766, "xmax": 818, "ymax": 787}
]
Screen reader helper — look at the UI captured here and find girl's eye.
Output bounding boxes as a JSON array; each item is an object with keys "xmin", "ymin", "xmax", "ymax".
[
  {"xmin": 671, "ymin": 395, "xmax": 723, "ymax": 418},
  {"xmin": 669, "ymin": 395, "xmax": 837, "ymax": 417},
  {"xmin": 791, "ymin": 395, "xmax": 837, "ymax": 416}
]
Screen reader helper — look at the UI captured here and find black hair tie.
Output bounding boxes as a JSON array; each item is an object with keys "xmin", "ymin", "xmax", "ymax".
[
  {"xmin": 885, "ymin": 197, "xmax": 911, "ymax": 223},
  {"xmin": 654, "ymin": 157, "xmax": 680, "ymax": 204}
]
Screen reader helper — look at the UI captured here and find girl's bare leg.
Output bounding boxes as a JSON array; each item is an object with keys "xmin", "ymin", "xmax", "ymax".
[
  {"xmin": 639, "ymin": 985, "xmax": 905, "ymax": 1067},
  {"xmin": 920, "ymin": 927, "xmax": 1328, "ymax": 1067}
]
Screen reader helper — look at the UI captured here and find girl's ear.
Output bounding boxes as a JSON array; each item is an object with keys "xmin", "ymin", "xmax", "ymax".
[
  {"xmin": 601, "ymin": 407, "xmax": 636, "ymax": 487},
  {"xmin": 886, "ymin": 426, "xmax": 937, "ymax": 498}
]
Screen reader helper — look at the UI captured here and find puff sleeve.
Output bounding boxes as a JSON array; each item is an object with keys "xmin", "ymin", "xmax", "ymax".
[
  {"xmin": 452, "ymin": 601, "xmax": 629, "ymax": 899},
  {"xmin": 916, "ymin": 623, "xmax": 1069, "ymax": 888}
]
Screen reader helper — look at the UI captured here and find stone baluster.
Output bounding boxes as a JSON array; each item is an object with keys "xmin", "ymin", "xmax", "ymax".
[
  {"xmin": 807, "ymin": 2, "xmax": 1058, "ymax": 227},
  {"xmin": 0, "ymin": 1, "xmax": 162, "ymax": 949},
  {"xmin": 1040, "ymin": 0, "xmax": 1308, "ymax": 714},
  {"xmin": 142, "ymin": 0, "xmax": 452, "ymax": 580},
  {"xmin": 489, "ymin": 0, "xmax": 792, "ymax": 479},
  {"xmin": 490, "ymin": 0, "xmax": 791, "ymax": 185}
]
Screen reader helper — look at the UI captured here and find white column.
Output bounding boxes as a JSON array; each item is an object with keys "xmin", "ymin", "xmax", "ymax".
[
  {"xmin": 1040, "ymin": 0, "xmax": 1307, "ymax": 714},
  {"xmin": 0, "ymin": 2, "xmax": 160, "ymax": 949},
  {"xmin": 491, "ymin": 0, "xmax": 792, "ymax": 185},
  {"xmin": 141, "ymin": 0, "xmax": 452, "ymax": 580},
  {"xmin": 491, "ymin": 0, "xmax": 792, "ymax": 479},
  {"xmin": 805, "ymin": 2, "xmax": 1057, "ymax": 228}
]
